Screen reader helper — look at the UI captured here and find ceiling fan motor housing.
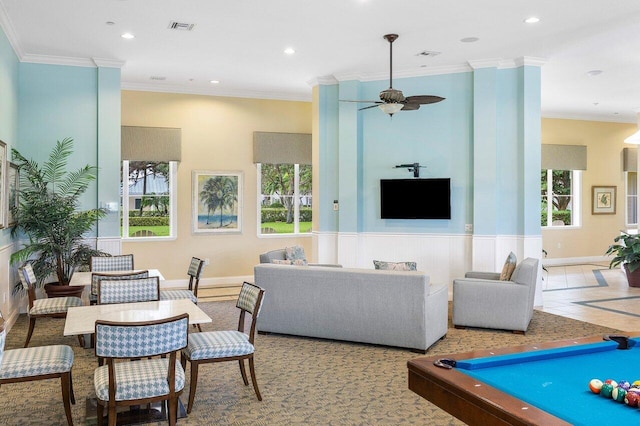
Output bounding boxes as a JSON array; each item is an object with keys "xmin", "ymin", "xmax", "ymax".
[{"xmin": 379, "ymin": 88, "xmax": 405, "ymax": 103}]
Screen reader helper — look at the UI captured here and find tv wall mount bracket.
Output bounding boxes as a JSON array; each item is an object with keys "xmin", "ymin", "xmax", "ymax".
[{"xmin": 394, "ymin": 162, "xmax": 426, "ymax": 178}]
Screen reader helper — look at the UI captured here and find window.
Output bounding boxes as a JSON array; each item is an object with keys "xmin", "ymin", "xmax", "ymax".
[
  {"xmin": 627, "ymin": 172, "xmax": 637, "ymax": 227},
  {"xmin": 121, "ymin": 160, "xmax": 177, "ymax": 239},
  {"xmin": 257, "ymin": 163, "xmax": 312, "ymax": 235},
  {"xmin": 541, "ymin": 169, "xmax": 582, "ymax": 227}
]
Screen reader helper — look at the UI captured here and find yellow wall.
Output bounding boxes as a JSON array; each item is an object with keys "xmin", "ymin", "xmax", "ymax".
[
  {"xmin": 121, "ymin": 91, "xmax": 312, "ymax": 281},
  {"xmin": 542, "ymin": 118, "xmax": 636, "ymax": 260}
]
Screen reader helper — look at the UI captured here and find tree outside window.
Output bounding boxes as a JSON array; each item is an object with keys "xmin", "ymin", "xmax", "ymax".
[
  {"xmin": 541, "ymin": 169, "xmax": 578, "ymax": 227},
  {"xmin": 121, "ymin": 160, "xmax": 176, "ymax": 238},
  {"xmin": 259, "ymin": 163, "xmax": 312, "ymax": 234}
]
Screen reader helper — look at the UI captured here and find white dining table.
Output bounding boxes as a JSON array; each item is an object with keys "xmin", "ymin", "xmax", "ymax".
[
  {"xmin": 63, "ymin": 299, "xmax": 212, "ymax": 336},
  {"xmin": 69, "ymin": 269, "xmax": 165, "ymax": 287}
]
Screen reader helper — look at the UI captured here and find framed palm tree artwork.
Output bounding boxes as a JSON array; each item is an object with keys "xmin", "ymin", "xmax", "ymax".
[{"xmin": 192, "ymin": 170, "xmax": 243, "ymax": 234}]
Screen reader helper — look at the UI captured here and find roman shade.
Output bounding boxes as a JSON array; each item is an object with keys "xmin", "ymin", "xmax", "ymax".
[
  {"xmin": 541, "ymin": 144, "xmax": 587, "ymax": 170},
  {"xmin": 253, "ymin": 132, "xmax": 311, "ymax": 165},
  {"xmin": 122, "ymin": 126, "xmax": 181, "ymax": 161},
  {"xmin": 623, "ymin": 147, "xmax": 637, "ymax": 172}
]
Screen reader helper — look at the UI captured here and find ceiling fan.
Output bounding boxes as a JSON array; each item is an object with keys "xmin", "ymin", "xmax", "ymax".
[{"xmin": 341, "ymin": 34, "xmax": 445, "ymax": 116}]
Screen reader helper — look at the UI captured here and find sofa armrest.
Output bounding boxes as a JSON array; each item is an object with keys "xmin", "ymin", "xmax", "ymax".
[{"xmin": 464, "ymin": 271, "xmax": 501, "ymax": 280}]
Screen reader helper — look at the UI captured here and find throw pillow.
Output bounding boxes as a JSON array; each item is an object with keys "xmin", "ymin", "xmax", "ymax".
[
  {"xmin": 373, "ymin": 260, "xmax": 417, "ymax": 271},
  {"xmin": 272, "ymin": 258, "xmax": 308, "ymax": 266},
  {"xmin": 285, "ymin": 245, "xmax": 307, "ymax": 262},
  {"xmin": 499, "ymin": 252, "xmax": 517, "ymax": 281}
]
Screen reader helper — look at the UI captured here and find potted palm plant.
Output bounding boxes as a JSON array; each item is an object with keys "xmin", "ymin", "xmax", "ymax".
[
  {"xmin": 10, "ymin": 137, "xmax": 107, "ymax": 297},
  {"xmin": 605, "ymin": 231, "xmax": 640, "ymax": 287}
]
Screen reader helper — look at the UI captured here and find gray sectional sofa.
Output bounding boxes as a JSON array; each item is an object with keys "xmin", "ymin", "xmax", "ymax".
[{"xmin": 253, "ymin": 263, "xmax": 448, "ymax": 352}]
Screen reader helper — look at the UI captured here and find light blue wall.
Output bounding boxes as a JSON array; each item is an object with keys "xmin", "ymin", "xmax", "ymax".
[
  {"xmin": 317, "ymin": 84, "xmax": 339, "ymax": 232},
  {"xmin": 0, "ymin": 26, "xmax": 19, "ymax": 246},
  {"xmin": 17, "ymin": 62, "xmax": 121, "ymax": 237},
  {"xmin": 318, "ymin": 66, "xmax": 541, "ymax": 238}
]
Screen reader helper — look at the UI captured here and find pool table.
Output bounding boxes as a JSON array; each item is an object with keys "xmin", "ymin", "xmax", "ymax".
[{"xmin": 408, "ymin": 335, "xmax": 640, "ymax": 425}]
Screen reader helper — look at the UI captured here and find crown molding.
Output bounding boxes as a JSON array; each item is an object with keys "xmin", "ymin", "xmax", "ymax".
[
  {"xmin": 541, "ymin": 110, "xmax": 636, "ymax": 124},
  {"xmin": 92, "ymin": 58, "xmax": 125, "ymax": 68},
  {"xmin": 21, "ymin": 53, "xmax": 96, "ymax": 67},
  {"xmin": 515, "ymin": 56, "xmax": 547, "ymax": 67},
  {"xmin": 0, "ymin": 0, "xmax": 24, "ymax": 59},
  {"xmin": 307, "ymin": 75, "xmax": 338, "ymax": 87},
  {"xmin": 120, "ymin": 82, "xmax": 312, "ymax": 102}
]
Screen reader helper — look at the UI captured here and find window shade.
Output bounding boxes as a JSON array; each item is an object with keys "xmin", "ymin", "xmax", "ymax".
[
  {"xmin": 541, "ymin": 144, "xmax": 587, "ymax": 170},
  {"xmin": 253, "ymin": 132, "xmax": 311, "ymax": 165},
  {"xmin": 122, "ymin": 126, "xmax": 181, "ymax": 161},
  {"xmin": 623, "ymin": 147, "xmax": 637, "ymax": 172}
]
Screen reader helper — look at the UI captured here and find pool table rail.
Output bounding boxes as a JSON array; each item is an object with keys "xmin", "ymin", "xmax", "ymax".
[{"xmin": 406, "ymin": 336, "xmax": 620, "ymax": 425}]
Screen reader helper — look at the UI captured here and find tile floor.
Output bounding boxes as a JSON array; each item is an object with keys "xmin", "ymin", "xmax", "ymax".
[{"xmin": 540, "ymin": 262, "xmax": 640, "ymax": 332}]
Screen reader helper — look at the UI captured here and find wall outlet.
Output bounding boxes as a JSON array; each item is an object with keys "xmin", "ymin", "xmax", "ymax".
[
  {"xmin": 204, "ymin": 258, "xmax": 210, "ymax": 266},
  {"xmin": 333, "ymin": 200, "xmax": 339, "ymax": 211},
  {"xmin": 464, "ymin": 224, "xmax": 473, "ymax": 232}
]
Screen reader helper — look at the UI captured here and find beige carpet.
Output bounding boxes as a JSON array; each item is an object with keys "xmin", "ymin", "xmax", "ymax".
[{"xmin": 0, "ymin": 302, "xmax": 622, "ymax": 426}]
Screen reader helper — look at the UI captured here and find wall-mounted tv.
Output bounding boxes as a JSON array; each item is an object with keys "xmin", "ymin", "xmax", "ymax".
[{"xmin": 380, "ymin": 178, "xmax": 451, "ymax": 219}]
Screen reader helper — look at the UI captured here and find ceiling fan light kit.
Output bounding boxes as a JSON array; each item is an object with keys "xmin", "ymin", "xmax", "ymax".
[{"xmin": 340, "ymin": 33, "xmax": 445, "ymax": 116}]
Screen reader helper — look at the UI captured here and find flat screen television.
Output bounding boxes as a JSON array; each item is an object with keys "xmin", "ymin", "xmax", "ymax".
[{"xmin": 380, "ymin": 178, "xmax": 451, "ymax": 219}]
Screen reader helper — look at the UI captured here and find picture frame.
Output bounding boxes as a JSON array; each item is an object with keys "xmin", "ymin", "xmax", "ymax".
[
  {"xmin": 592, "ymin": 185, "xmax": 616, "ymax": 215},
  {"xmin": 6, "ymin": 162, "xmax": 18, "ymax": 227},
  {"xmin": 0, "ymin": 141, "xmax": 7, "ymax": 229},
  {"xmin": 192, "ymin": 170, "xmax": 242, "ymax": 234}
]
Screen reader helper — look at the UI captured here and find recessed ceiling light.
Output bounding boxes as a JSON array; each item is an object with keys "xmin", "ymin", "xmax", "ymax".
[
  {"xmin": 121, "ymin": 33, "xmax": 135, "ymax": 39},
  {"xmin": 210, "ymin": 80, "xmax": 220, "ymax": 84},
  {"xmin": 524, "ymin": 16, "xmax": 540, "ymax": 24},
  {"xmin": 586, "ymin": 70, "xmax": 603, "ymax": 77},
  {"xmin": 106, "ymin": 21, "xmax": 115, "ymax": 26},
  {"xmin": 284, "ymin": 48, "xmax": 295, "ymax": 55},
  {"xmin": 460, "ymin": 37, "xmax": 479, "ymax": 43}
]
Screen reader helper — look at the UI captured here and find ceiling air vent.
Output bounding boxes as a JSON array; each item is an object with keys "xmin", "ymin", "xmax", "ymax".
[
  {"xmin": 150, "ymin": 76, "xmax": 167, "ymax": 81},
  {"xmin": 168, "ymin": 21, "xmax": 195, "ymax": 31},
  {"xmin": 415, "ymin": 51, "xmax": 441, "ymax": 58}
]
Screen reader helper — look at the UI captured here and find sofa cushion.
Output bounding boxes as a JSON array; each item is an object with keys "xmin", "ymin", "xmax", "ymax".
[
  {"xmin": 285, "ymin": 245, "xmax": 307, "ymax": 262},
  {"xmin": 499, "ymin": 252, "xmax": 517, "ymax": 281},
  {"xmin": 373, "ymin": 260, "xmax": 417, "ymax": 271},
  {"xmin": 272, "ymin": 258, "xmax": 308, "ymax": 266}
]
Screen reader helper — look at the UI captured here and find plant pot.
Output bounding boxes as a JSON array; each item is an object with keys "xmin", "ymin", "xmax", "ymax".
[
  {"xmin": 623, "ymin": 264, "xmax": 640, "ymax": 287},
  {"xmin": 44, "ymin": 283, "xmax": 84, "ymax": 299}
]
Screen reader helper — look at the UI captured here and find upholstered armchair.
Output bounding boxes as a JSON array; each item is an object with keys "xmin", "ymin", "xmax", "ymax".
[
  {"xmin": 259, "ymin": 247, "xmax": 341, "ymax": 267},
  {"xmin": 452, "ymin": 257, "xmax": 540, "ymax": 333}
]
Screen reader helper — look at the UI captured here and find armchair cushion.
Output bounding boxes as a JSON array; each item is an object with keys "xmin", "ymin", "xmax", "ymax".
[
  {"xmin": 373, "ymin": 260, "xmax": 417, "ymax": 271},
  {"xmin": 30, "ymin": 297, "xmax": 83, "ymax": 315},
  {"xmin": 499, "ymin": 252, "xmax": 517, "ymax": 281},
  {"xmin": 184, "ymin": 330, "xmax": 254, "ymax": 360}
]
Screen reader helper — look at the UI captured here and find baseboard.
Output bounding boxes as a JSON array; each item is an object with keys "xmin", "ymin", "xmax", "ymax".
[{"xmin": 160, "ymin": 275, "xmax": 252, "ymax": 290}]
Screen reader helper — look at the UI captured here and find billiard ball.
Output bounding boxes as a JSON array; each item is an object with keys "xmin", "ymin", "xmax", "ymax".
[
  {"xmin": 589, "ymin": 379, "xmax": 603, "ymax": 394},
  {"xmin": 632, "ymin": 380, "xmax": 640, "ymax": 388},
  {"xmin": 604, "ymin": 379, "xmax": 618, "ymax": 388},
  {"xmin": 612, "ymin": 387, "xmax": 627, "ymax": 402},
  {"xmin": 625, "ymin": 391, "xmax": 640, "ymax": 407},
  {"xmin": 618, "ymin": 380, "xmax": 631, "ymax": 390},
  {"xmin": 601, "ymin": 383, "xmax": 615, "ymax": 398}
]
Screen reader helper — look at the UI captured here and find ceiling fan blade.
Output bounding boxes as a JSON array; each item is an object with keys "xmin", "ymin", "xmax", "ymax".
[
  {"xmin": 404, "ymin": 95, "xmax": 445, "ymax": 105},
  {"xmin": 339, "ymin": 100, "xmax": 383, "ymax": 104},
  {"xmin": 400, "ymin": 103, "xmax": 420, "ymax": 111},
  {"xmin": 359, "ymin": 104, "xmax": 382, "ymax": 111}
]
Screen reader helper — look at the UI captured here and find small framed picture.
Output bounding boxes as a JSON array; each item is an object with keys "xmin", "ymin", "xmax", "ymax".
[
  {"xmin": 192, "ymin": 170, "xmax": 243, "ymax": 234},
  {"xmin": 592, "ymin": 186, "xmax": 616, "ymax": 215}
]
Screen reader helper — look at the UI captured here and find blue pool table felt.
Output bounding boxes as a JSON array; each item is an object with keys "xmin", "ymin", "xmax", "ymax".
[{"xmin": 458, "ymin": 339, "xmax": 640, "ymax": 425}]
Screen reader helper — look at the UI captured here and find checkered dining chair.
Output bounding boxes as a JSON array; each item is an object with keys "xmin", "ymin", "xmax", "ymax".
[
  {"xmin": 90, "ymin": 270, "xmax": 149, "ymax": 305},
  {"xmin": 94, "ymin": 313, "xmax": 189, "ymax": 426},
  {"xmin": 181, "ymin": 282, "xmax": 265, "ymax": 414},
  {"xmin": 160, "ymin": 257, "xmax": 205, "ymax": 330},
  {"xmin": 97, "ymin": 276, "xmax": 160, "ymax": 304},
  {"xmin": 0, "ymin": 310, "xmax": 76, "ymax": 425},
  {"xmin": 90, "ymin": 254, "xmax": 134, "ymax": 272},
  {"xmin": 19, "ymin": 263, "xmax": 84, "ymax": 348}
]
